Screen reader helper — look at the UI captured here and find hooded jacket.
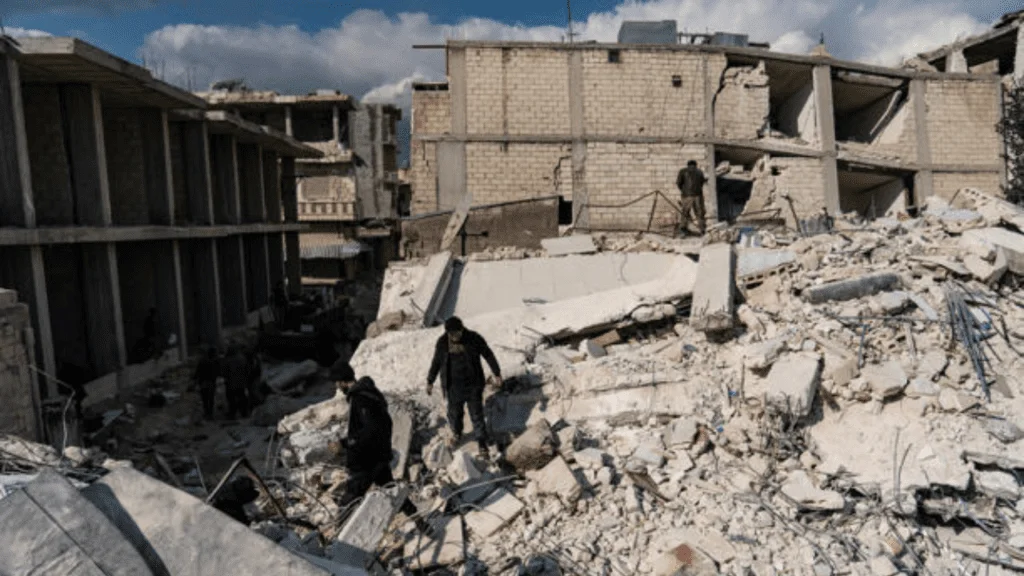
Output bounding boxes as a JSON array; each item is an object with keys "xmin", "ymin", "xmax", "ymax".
[
  {"xmin": 427, "ymin": 329, "xmax": 501, "ymax": 396},
  {"xmin": 344, "ymin": 377, "xmax": 393, "ymax": 470}
]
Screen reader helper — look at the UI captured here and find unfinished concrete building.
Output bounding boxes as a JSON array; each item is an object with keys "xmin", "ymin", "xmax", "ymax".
[
  {"xmin": 918, "ymin": 10, "xmax": 1024, "ymax": 82},
  {"xmin": 201, "ymin": 90, "xmax": 403, "ymax": 281},
  {"xmin": 0, "ymin": 37, "xmax": 319, "ymax": 432},
  {"xmin": 410, "ymin": 27, "xmax": 1005, "ymax": 233}
]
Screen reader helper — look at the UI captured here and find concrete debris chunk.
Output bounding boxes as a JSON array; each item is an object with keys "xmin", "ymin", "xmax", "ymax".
[
  {"xmin": 529, "ymin": 456, "xmax": 583, "ymax": 503},
  {"xmin": 917, "ymin": 351, "xmax": 949, "ymax": 381},
  {"xmin": 541, "ymin": 234, "xmax": 597, "ymax": 256},
  {"xmin": 877, "ymin": 291, "xmax": 910, "ymax": 314},
  {"xmin": 464, "ymin": 488, "xmax": 525, "ymax": 538},
  {"xmin": 573, "ymin": 447, "xmax": 607, "ymax": 470},
  {"xmin": 861, "ymin": 361, "xmax": 909, "ymax": 400},
  {"xmin": 983, "ymin": 419, "xmax": 1024, "ymax": 444},
  {"xmin": 803, "ymin": 273, "xmax": 901, "ymax": 304},
  {"xmin": 743, "ymin": 336, "xmax": 787, "ymax": 370},
  {"xmin": 331, "ymin": 487, "xmax": 407, "ymax": 567},
  {"xmin": 974, "ymin": 470, "xmax": 1021, "ymax": 500},
  {"xmin": 266, "ymin": 360, "xmax": 319, "ymax": 392},
  {"xmin": 666, "ymin": 417, "xmax": 699, "ymax": 448},
  {"xmin": 905, "ymin": 378, "xmax": 941, "ymax": 398},
  {"xmin": 404, "ymin": 515, "xmax": 463, "ymax": 569},
  {"xmin": 632, "ymin": 440, "xmax": 667, "ymax": 468},
  {"xmin": 505, "ymin": 419, "xmax": 557, "ymax": 471},
  {"xmin": 963, "ymin": 249, "xmax": 1008, "ymax": 285},
  {"xmin": 651, "ymin": 542, "xmax": 718, "ymax": 576},
  {"xmin": 765, "ymin": 353, "xmax": 822, "ymax": 418},
  {"xmin": 781, "ymin": 470, "xmax": 845, "ymax": 511},
  {"xmin": 962, "ymin": 227, "xmax": 1024, "ymax": 275},
  {"xmin": 690, "ymin": 243, "xmax": 736, "ymax": 332}
]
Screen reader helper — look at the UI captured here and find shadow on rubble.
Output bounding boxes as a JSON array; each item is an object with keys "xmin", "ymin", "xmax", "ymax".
[{"xmin": 484, "ymin": 371, "xmax": 552, "ymax": 450}]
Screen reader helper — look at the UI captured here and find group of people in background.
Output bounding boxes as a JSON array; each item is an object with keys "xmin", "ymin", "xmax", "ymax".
[{"xmin": 192, "ymin": 344, "xmax": 265, "ymax": 421}]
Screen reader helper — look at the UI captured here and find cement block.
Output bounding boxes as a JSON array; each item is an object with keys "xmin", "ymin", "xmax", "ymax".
[
  {"xmin": 765, "ymin": 353, "xmax": 822, "ymax": 417},
  {"xmin": 743, "ymin": 336, "xmax": 787, "ymax": 370},
  {"xmin": 974, "ymin": 470, "xmax": 1020, "ymax": 500},
  {"xmin": 963, "ymin": 227, "xmax": 1024, "ymax": 275},
  {"xmin": 403, "ymin": 515, "xmax": 463, "ymax": 568},
  {"xmin": 803, "ymin": 273, "xmax": 900, "ymax": 304},
  {"xmin": 690, "ymin": 243, "xmax": 735, "ymax": 332},
  {"xmin": 736, "ymin": 248, "xmax": 796, "ymax": 278},
  {"xmin": 332, "ymin": 488, "xmax": 407, "ymax": 567},
  {"xmin": 530, "ymin": 456, "xmax": 582, "ymax": 503},
  {"xmin": 541, "ymin": 234, "xmax": 597, "ymax": 256},
  {"xmin": 781, "ymin": 470, "xmax": 845, "ymax": 511},
  {"xmin": 464, "ymin": 488, "xmax": 525, "ymax": 538},
  {"xmin": 861, "ymin": 361, "xmax": 908, "ymax": 400},
  {"xmin": 505, "ymin": 419, "xmax": 556, "ymax": 471}
]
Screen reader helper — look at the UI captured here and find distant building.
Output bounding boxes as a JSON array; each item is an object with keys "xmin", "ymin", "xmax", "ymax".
[{"xmin": 200, "ymin": 89, "xmax": 402, "ymax": 282}]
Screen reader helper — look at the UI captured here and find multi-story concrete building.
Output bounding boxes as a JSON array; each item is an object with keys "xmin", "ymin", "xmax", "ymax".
[
  {"xmin": 410, "ymin": 28, "xmax": 1005, "ymax": 233},
  {"xmin": 200, "ymin": 89, "xmax": 403, "ymax": 281},
  {"xmin": 0, "ymin": 36, "xmax": 319, "ymax": 434}
]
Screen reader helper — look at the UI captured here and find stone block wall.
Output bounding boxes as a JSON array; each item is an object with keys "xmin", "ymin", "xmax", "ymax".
[
  {"xmin": 583, "ymin": 142, "xmax": 708, "ymax": 230},
  {"xmin": 932, "ymin": 171, "xmax": 1003, "ymax": 200},
  {"xmin": 466, "ymin": 143, "xmax": 571, "ymax": 205},
  {"xmin": 104, "ymin": 107, "xmax": 151, "ymax": 226},
  {"xmin": 0, "ymin": 289, "xmax": 38, "ymax": 441},
  {"xmin": 466, "ymin": 47, "xmax": 571, "ymax": 136},
  {"xmin": 409, "ymin": 140, "xmax": 438, "ymax": 215},
  {"xmin": 413, "ymin": 89, "xmax": 451, "ymax": 136},
  {"xmin": 837, "ymin": 92, "xmax": 919, "ymax": 163},
  {"xmin": 926, "ymin": 79, "xmax": 1001, "ymax": 166},
  {"xmin": 714, "ymin": 62, "xmax": 770, "ymax": 140}
]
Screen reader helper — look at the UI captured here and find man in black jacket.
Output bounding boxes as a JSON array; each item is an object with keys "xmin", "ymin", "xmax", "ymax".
[
  {"xmin": 426, "ymin": 317, "xmax": 502, "ymax": 458},
  {"xmin": 221, "ymin": 345, "xmax": 250, "ymax": 419},
  {"xmin": 193, "ymin": 346, "xmax": 220, "ymax": 420}
]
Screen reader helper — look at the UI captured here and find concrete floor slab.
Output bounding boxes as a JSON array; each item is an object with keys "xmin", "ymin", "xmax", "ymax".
[
  {"xmin": 541, "ymin": 234, "xmax": 597, "ymax": 256},
  {"xmin": 963, "ymin": 227, "xmax": 1024, "ymax": 275},
  {"xmin": 690, "ymin": 243, "xmax": 736, "ymax": 332}
]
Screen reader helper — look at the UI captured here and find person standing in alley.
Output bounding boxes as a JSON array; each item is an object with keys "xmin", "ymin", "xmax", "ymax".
[
  {"xmin": 221, "ymin": 345, "xmax": 250, "ymax": 419},
  {"xmin": 331, "ymin": 361, "xmax": 432, "ymax": 534},
  {"xmin": 676, "ymin": 160, "xmax": 708, "ymax": 236},
  {"xmin": 194, "ymin": 346, "xmax": 220, "ymax": 420},
  {"xmin": 426, "ymin": 317, "xmax": 502, "ymax": 459}
]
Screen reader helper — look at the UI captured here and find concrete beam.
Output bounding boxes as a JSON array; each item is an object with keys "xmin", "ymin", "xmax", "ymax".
[
  {"xmin": 267, "ymin": 233, "xmax": 285, "ymax": 296},
  {"xmin": 141, "ymin": 108, "xmax": 174, "ymax": 225},
  {"xmin": 0, "ymin": 54, "xmax": 35, "ymax": 227},
  {"xmin": 255, "ymin": 145, "xmax": 268, "ymax": 220},
  {"xmin": 0, "ymin": 222, "xmax": 309, "ymax": 246},
  {"xmin": 703, "ymin": 144, "xmax": 718, "ymax": 223},
  {"xmin": 1015, "ymin": 25, "xmax": 1024, "ymax": 81},
  {"xmin": 284, "ymin": 105, "xmax": 293, "ymax": 137},
  {"xmin": 332, "ymin": 104, "xmax": 340, "ymax": 143},
  {"xmin": 812, "ymin": 65, "xmax": 841, "ymax": 215},
  {"xmin": 153, "ymin": 241, "xmax": 184, "ymax": 360},
  {"xmin": 60, "ymin": 84, "xmax": 112, "ymax": 226},
  {"xmin": 910, "ymin": 79, "xmax": 934, "ymax": 206},
  {"xmin": 690, "ymin": 243, "xmax": 736, "ymax": 332},
  {"xmin": 284, "ymin": 232, "xmax": 301, "ymax": 298}
]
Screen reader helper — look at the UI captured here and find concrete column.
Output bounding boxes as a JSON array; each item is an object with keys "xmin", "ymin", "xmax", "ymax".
[
  {"xmin": 170, "ymin": 241, "xmax": 187, "ymax": 360},
  {"xmin": 194, "ymin": 239, "xmax": 222, "ymax": 348},
  {"xmin": 0, "ymin": 51, "xmax": 35, "ymax": 227},
  {"xmin": 702, "ymin": 55, "xmax": 719, "ymax": 222},
  {"xmin": 60, "ymin": 84, "xmax": 112, "ymax": 226},
  {"xmin": 703, "ymin": 144, "xmax": 718, "ymax": 225},
  {"xmin": 947, "ymin": 50, "xmax": 968, "ymax": 73},
  {"xmin": 80, "ymin": 244, "xmax": 127, "ymax": 380},
  {"xmin": 1015, "ymin": 25, "xmax": 1024, "ymax": 81},
  {"xmin": 333, "ymin": 105, "xmax": 341, "ymax": 143},
  {"xmin": 568, "ymin": 49, "xmax": 589, "ymax": 228},
  {"xmin": 281, "ymin": 157, "xmax": 298, "ymax": 222},
  {"xmin": 255, "ymin": 145, "xmax": 268, "ymax": 220},
  {"xmin": 267, "ymin": 233, "xmax": 285, "ymax": 291},
  {"xmin": 285, "ymin": 232, "xmax": 301, "ymax": 299},
  {"xmin": 182, "ymin": 121, "xmax": 215, "ymax": 225},
  {"xmin": 263, "ymin": 150, "xmax": 282, "ymax": 222},
  {"xmin": 372, "ymin": 106, "xmax": 388, "ymax": 217},
  {"xmin": 812, "ymin": 65, "xmax": 841, "ymax": 215},
  {"xmin": 910, "ymin": 79, "xmax": 934, "ymax": 206},
  {"xmin": 447, "ymin": 47, "xmax": 469, "ymax": 209},
  {"xmin": 141, "ymin": 109, "xmax": 174, "ymax": 225},
  {"xmin": 153, "ymin": 241, "xmax": 184, "ymax": 360},
  {"xmin": 285, "ymin": 105, "xmax": 293, "ymax": 137},
  {"xmin": 217, "ymin": 237, "xmax": 247, "ymax": 328}
]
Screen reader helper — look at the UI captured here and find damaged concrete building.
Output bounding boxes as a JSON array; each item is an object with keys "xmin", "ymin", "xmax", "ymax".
[
  {"xmin": 201, "ymin": 89, "xmax": 403, "ymax": 282},
  {"xmin": 918, "ymin": 10, "xmax": 1024, "ymax": 82},
  {"xmin": 410, "ymin": 23, "xmax": 1005, "ymax": 236},
  {"xmin": 0, "ymin": 37, "xmax": 319, "ymax": 440}
]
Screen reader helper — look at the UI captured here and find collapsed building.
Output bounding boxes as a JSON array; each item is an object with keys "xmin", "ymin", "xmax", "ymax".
[
  {"xmin": 409, "ymin": 23, "xmax": 1005, "ymax": 245},
  {"xmin": 0, "ymin": 36, "xmax": 319, "ymax": 442},
  {"xmin": 201, "ymin": 89, "xmax": 404, "ymax": 283}
]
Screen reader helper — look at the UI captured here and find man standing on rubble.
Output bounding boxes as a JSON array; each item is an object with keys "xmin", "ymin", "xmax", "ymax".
[
  {"xmin": 331, "ymin": 361, "xmax": 432, "ymax": 534},
  {"xmin": 676, "ymin": 160, "xmax": 708, "ymax": 236},
  {"xmin": 221, "ymin": 345, "xmax": 251, "ymax": 419},
  {"xmin": 426, "ymin": 317, "xmax": 502, "ymax": 459}
]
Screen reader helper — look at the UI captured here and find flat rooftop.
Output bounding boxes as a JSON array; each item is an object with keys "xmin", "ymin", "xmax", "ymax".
[
  {"xmin": 170, "ymin": 109, "xmax": 325, "ymax": 158},
  {"xmin": 14, "ymin": 37, "xmax": 207, "ymax": 109},
  {"xmin": 199, "ymin": 90, "xmax": 355, "ymax": 109}
]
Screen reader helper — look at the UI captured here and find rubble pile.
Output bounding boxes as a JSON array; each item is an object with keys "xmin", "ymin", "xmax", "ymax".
[{"xmin": 262, "ymin": 189, "xmax": 1024, "ymax": 575}]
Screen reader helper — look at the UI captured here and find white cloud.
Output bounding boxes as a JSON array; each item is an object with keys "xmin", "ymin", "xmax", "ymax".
[{"xmin": 3, "ymin": 26, "xmax": 51, "ymax": 37}]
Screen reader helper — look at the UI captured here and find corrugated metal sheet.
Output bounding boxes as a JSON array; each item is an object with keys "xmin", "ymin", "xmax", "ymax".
[{"xmin": 299, "ymin": 234, "xmax": 367, "ymax": 260}]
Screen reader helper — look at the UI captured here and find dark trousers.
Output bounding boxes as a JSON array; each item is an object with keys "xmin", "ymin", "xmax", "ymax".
[
  {"xmin": 446, "ymin": 386, "xmax": 489, "ymax": 447},
  {"xmin": 225, "ymin": 386, "xmax": 250, "ymax": 419},
  {"xmin": 198, "ymin": 380, "xmax": 216, "ymax": 419},
  {"xmin": 343, "ymin": 460, "xmax": 417, "ymax": 517},
  {"xmin": 678, "ymin": 194, "xmax": 706, "ymax": 235}
]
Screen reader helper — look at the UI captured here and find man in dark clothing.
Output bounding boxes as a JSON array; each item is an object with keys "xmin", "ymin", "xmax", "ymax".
[
  {"xmin": 194, "ymin": 347, "xmax": 220, "ymax": 420},
  {"xmin": 211, "ymin": 475, "xmax": 260, "ymax": 524},
  {"xmin": 273, "ymin": 281, "xmax": 289, "ymax": 327},
  {"xmin": 676, "ymin": 160, "xmax": 707, "ymax": 236},
  {"xmin": 331, "ymin": 361, "xmax": 429, "ymax": 533},
  {"xmin": 221, "ymin": 345, "xmax": 250, "ymax": 419},
  {"xmin": 426, "ymin": 317, "xmax": 502, "ymax": 459},
  {"xmin": 245, "ymin": 348, "xmax": 264, "ymax": 408}
]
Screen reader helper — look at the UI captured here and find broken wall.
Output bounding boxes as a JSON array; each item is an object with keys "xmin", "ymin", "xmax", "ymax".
[
  {"xmin": 466, "ymin": 143, "xmax": 571, "ymax": 205},
  {"xmin": 838, "ymin": 89, "xmax": 918, "ymax": 163},
  {"xmin": 743, "ymin": 156, "xmax": 826, "ymax": 226},
  {"xmin": 409, "ymin": 141, "xmax": 438, "ymax": 215},
  {"xmin": 467, "ymin": 47, "xmax": 571, "ymax": 136},
  {"xmin": 925, "ymin": 79, "xmax": 1002, "ymax": 166},
  {"xmin": 714, "ymin": 62, "xmax": 770, "ymax": 140},
  {"xmin": 776, "ymin": 83, "xmax": 818, "ymax": 145},
  {"xmin": 401, "ymin": 197, "xmax": 558, "ymax": 259},
  {"xmin": 0, "ymin": 289, "xmax": 38, "ymax": 441},
  {"xmin": 297, "ymin": 164, "xmax": 356, "ymax": 206},
  {"xmin": 582, "ymin": 50, "xmax": 718, "ymax": 138},
  {"xmin": 584, "ymin": 143, "xmax": 708, "ymax": 230}
]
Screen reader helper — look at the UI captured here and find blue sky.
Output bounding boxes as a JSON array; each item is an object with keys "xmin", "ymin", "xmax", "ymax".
[{"xmin": 1, "ymin": 0, "xmax": 1010, "ymax": 164}]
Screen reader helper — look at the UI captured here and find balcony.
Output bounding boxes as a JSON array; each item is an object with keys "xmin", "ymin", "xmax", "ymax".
[{"xmin": 298, "ymin": 200, "xmax": 357, "ymax": 222}]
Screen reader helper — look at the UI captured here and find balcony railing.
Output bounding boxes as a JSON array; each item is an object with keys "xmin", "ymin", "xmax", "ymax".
[{"xmin": 297, "ymin": 200, "xmax": 357, "ymax": 221}]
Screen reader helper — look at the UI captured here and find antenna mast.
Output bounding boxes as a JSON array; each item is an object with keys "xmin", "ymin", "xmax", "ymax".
[{"xmin": 567, "ymin": 0, "xmax": 574, "ymax": 43}]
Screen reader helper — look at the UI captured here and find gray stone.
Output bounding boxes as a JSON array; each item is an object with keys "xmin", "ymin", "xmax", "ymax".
[
  {"xmin": 555, "ymin": 425, "xmax": 579, "ymax": 454},
  {"xmin": 905, "ymin": 378, "xmax": 940, "ymax": 398},
  {"xmin": 917, "ymin": 351, "xmax": 949, "ymax": 381},
  {"xmin": 633, "ymin": 441, "xmax": 667, "ymax": 468},
  {"xmin": 505, "ymin": 419, "xmax": 557, "ymax": 471},
  {"xmin": 861, "ymin": 361, "xmax": 908, "ymax": 400},
  {"xmin": 984, "ymin": 419, "xmax": 1024, "ymax": 444},
  {"xmin": 332, "ymin": 487, "xmax": 407, "ymax": 567},
  {"xmin": 743, "ymin": 336, "xmax": 787, "ymax": 370},
  {"xmin": 464, "ymin": 488, "xmax": 525, "ymax": 538},
  {"xmin": 974, "ymin": 470, "xmax": 1020, "ymax": 500},
  {"xmin": 285, "ymin": 427, "xmax": 341, "ymax": 466},
  {"xmin": 781, "ymin": 470, "xmax": 845, "ymax": 511},
  {"xmin": 529, "ymin": 456, "xmax": 583, "ymax": 503},
  {"xmin": 665, "ymin": 417, "xmax": 698, "ymax": 447},
  {"xmin": 765, "ymin": 353, "xmax": 822, "ymax": 417},
  {"xmin": 574, "ymin": 448, "xmax": 607, "ymax": 470},
  {"xmin": 878, "ymin": 291, "xmax": 910, "ymax": 314}
]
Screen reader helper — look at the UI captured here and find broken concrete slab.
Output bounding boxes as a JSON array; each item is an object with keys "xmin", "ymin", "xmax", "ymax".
[
  {"xmin": 666, "ymin": 417, "xmax": 698, "ymax": 448},
  {"xmin": 0, "ymin": 470, "xmax": 157, "ymax": 576},
  {"xmin": 736, "ymin": 248, "xmax": 797, "ymax": 279},
  {"xmin": 803, "ymin": 273, "xmax": 901, "ymax": 304},
  {"xmin": 744, "ymin": 336, "xmax": 787, "ymax": 370},
  {"xmin": 861, "ymin": 361, "xmax": 909, "ymax": 400},
  {"xmin": 690, "ymin": 243, "xmax": 736, "ymax": 332},
  {"xmin": 331, "ymin": 487, "xmax": 408, "ymax": 568},
  {"xmin": 781, "ymin": 470, "xmax": 845, "ymax": 511},
  {"xmin": 391, "ymin": 408, "xmax": 414, "ymax": 478},
  {"xmin": 963, "ymin": 227, "xmax": 1024, "ymax": 275},
  {"xmin": 541, "ymin": 234, "xmax": 597, "ymax": 256},
  {"xmin": 878, "ymin": 291, "xmax": 910, "ymax": 314},
  {"xmin": 764, "ymin": 353, "xmax": 822, "ymax": 417},
  {"xmin": 83, "ymin": 468, "xmax": 329, "ymax": 576},
  {"xmin": 266, "ymin": 360, "xmax": 319, "ymax": 393},
  {"xmin": 529, "ymin": 456, "xmax": 582, "ymax": 503},
  {"xmin": 573, "ymin": 447, "xmax": 608, "ymax": 470},
  {"xmin": 964, "ymin": 249, "xmax": 1009, "ymax": 285},
  {"xmin": 404, "ymin": 515, "xmax": 464, "ymax": 569},
  {"xmin": 504, "ymin": 419, "xmax": 556, "ymax": 471},
  {"xmin": 974, "ymin": 470, "xmax": 1020, "ymax": 500},
  {"xmin": 413, "ymin": 251, "xmax": 456, "ymax": 326},
  {"xmin": 464, "ymin": 488, "xmax": 525, "ymax": 538}
]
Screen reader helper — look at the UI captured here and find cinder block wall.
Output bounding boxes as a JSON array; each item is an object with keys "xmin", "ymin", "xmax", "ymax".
[
  {"xmin": 401, "ymin": 198, "xmax": 559, "ymax": 259},
  {"xmin": 933, "ymin": 172, "xmax": 1003, "ymax": 200},
  {"xmin": 467, "ymin": 48, "xmax": 571, "ymax": 136},
  {"xmin": 926, "ymin": 79, "xmax": 1002, "ymax": 166},
  {"xmin": 465, "ymin": 143, "xmax": 571, "ymax": 205},
  {"xmin": 410, "ymin": 90, "xmax": 450, "ymax": 216},
  {"xmin": 0, "ymin": 289, "xmax": 38, "ymax": 441}
]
